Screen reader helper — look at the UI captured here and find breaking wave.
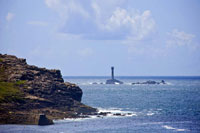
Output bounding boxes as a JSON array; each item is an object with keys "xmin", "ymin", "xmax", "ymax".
[{"xmin": 162, "ymin": 125, "xmax": 190, "ymax": 131}]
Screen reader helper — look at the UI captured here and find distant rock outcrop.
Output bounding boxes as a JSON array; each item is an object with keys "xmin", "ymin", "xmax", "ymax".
[
  {"xmin": 0, "ymin": 54, "xmax": 96, "ymax": 125},
  {"xmin": 132, "ymin": 80, "xmax": 166, "ymax": 85}
]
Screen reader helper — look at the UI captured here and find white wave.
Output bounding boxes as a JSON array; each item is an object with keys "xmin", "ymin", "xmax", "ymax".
[
  {"xmin": 89, "ymin": 82, "xmax": 94, "ymax": 85},
  {"xmin": 61, "ymin": 116, "xmax": 98, "ymax": 122},
  {"xmin": 55, "ymin": 108, "xmax": 162, "ymax": 123},
  {"xmin": 98, "ymin": 108, "xmax": 162, "ymax": 117},
  {"xmin": 97, "ymin": 107, "xmax": 137, "ymax": 117},
  {"xmin": 163, "ymin": 125, "xmax": 176, "ymax": 130},
  {"xmin": 162, "ymin": 125, "xmax": 189, "ymax": 131},
  {"xmin": 147, "ymin": 112, "xmax": 154, "ymax": 116},
  {"xmin": 54, "ymin": 108, "xmax": 136, "ymax": 123},
  {"xmin": 124, "ymin": 83, "xmax": 133, "ymax": 85},
  {"xmin": 165, "ymin": 82, "xmax": 172, "ymax": 85}
]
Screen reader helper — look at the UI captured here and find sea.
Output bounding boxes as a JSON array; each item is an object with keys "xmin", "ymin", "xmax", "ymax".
[{"xmin": 0, "ymin": 76, "xmax": 200, "ymax": 133}]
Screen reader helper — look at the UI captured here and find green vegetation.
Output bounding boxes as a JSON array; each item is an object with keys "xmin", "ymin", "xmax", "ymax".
[
  {"xmin": 0, "ymin": 58, "xmax": 3, "ymax": 62},
  {"xmin": 15, "ymin": 80, "xmax": 26, "ymax": 85},
  {"xmin": 0, "ymin": 59, "xmax": 26, "ymax": 102},
  {"xmin": 0, "ymin": 66, "xmax": 6, "ymax": 81},
  {"xmin": 0, "ymin": 81, "xmax": 24, "ymax": 103}
]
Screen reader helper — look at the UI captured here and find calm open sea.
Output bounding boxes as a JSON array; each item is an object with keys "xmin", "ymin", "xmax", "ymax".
[{"xmin": 0, "ymin": 76, "xmax": 200, "ymax": 133}]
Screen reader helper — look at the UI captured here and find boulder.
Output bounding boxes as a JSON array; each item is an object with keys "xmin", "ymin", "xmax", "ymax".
[{"xmin": 38, "ymin": 114, "xmax": 53, "ymax": 125}]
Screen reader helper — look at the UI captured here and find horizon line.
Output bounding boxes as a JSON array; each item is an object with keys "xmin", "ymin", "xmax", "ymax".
[{"xmin": 63, "ymin": 75, "xmax": 200, "ymax": 77}]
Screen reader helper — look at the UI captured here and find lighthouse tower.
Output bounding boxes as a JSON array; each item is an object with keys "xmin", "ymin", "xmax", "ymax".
[
  {"xmin": 106, "ymin": 66, "xmax": 123, "ymax": 84},
  {"xmin": 111, "ymin": 66, "xmax": 114, "ymax": 80}
]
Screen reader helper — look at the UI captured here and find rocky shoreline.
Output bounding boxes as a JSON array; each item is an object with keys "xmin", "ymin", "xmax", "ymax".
[{"xmin": 0, "ymin": 54, "xmax": 96, "ymax": 125}]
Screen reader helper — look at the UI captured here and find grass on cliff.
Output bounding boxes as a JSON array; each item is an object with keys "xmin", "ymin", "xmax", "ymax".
[
  {"xmin": 0, "ymin": 62, "xmax": 25, "ymax": 103},
  {"xmin": 0, "ymin": 81, "xmax": 25, "ymax": 103},
  {"xmin": 15, "ymin": 80, "xmax": 26, "ymax": 85}
]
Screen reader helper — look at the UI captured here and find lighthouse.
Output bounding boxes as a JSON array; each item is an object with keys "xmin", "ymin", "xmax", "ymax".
[{"xmin": 106, "ymin": 66, "xmax": 123, "ymax": 84}]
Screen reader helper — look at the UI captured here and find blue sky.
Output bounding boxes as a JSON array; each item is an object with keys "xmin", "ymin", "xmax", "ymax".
[{"xmin": 0, "ymin": 0, "xmax": 200, "ymax": 76}]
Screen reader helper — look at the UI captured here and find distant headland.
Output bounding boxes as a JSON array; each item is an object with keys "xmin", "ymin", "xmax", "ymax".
[{"xmin": 0, "ymin": 54, "xmax": 96, "ymax": 125}]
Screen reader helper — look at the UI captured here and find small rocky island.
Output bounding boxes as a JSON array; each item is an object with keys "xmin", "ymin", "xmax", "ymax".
[
  {"xmin": 106, "ymin": 67, "xmax": 123, "ymax": 84},
  {"xmin": 0, "ymin": 54, "xmax": 97, "ymax": 125},
  {"xmin": 132, "ymin": 80, "xmax": 166, "ymax": 85}
]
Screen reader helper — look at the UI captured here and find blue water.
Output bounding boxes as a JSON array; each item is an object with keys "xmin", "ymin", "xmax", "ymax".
[{"xmin": 1, "ymin": 76, "xmax": 200, "ymax": 133}]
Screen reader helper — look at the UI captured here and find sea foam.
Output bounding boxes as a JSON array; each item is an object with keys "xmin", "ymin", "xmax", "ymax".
[{"xmin": 162, "ymin": 125, "xmax": 189, "ymax": 131}]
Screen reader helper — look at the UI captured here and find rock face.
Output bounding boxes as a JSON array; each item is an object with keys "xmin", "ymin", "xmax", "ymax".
[{"xmin": 0, "ymin": 54, "xmax": 96, "ymax": 125}]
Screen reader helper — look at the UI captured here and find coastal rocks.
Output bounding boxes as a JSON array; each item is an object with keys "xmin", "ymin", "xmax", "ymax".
[
  {"xmin": 0, "ymin": 54, "xmax": 83, "ymax": 104},
  {"xmin": 0, "ymin": 54, "xmax": 97, "ymax": 125},
  {"xmin": 132, "ymin": 80, "xmax": 166, "ymax": 85}
]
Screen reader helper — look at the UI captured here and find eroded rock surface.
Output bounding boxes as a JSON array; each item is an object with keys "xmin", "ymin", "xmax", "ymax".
[{"xmin": 0, "ymin": 54, "xmax": 96, "ymax": 125}]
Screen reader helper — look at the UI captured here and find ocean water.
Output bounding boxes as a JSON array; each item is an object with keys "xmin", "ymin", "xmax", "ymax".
[{"xmin": 1, "ymin": 76, "xmax": 200, "ymax": 133}]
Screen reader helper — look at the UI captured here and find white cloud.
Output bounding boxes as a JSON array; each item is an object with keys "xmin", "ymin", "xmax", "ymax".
[
  {"xmin": 44, "ymin": 0, "xmax": 89, "ymax": 23},
  {"xmin": 105, "ymin": 9, "xmax": 155, "ymax": 41},
  {"xmin": 167, "ymin": 29, "xmax": 195, "ymax": 46},
  {"xmin": 44, "ymin": 0, "xmax": 59, "ymax": 8},
  {"xmin": 6, "ymin": 12, "xmax": 14, "ymax": 22},
  {"xmin": 44, "ymin": 0, "xmax": 156, "ymax": 41},
  {"xmin": 27, "ymin": 21, "xmax": 48, "ymax": 26},
  {"xmin": 77, "ymin": 48, "xmax": 94, "ymax": 57}
]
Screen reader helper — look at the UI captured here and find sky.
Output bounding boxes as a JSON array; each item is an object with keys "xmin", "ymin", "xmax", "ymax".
[{"xmin": 0, "ymin": 0, "xmax": 200, "ymax": 76}]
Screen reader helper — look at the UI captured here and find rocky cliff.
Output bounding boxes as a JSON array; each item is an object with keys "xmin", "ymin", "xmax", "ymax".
[{"xmin": 0, "ymin": 54, "xmax": 96, "ymax": 125}]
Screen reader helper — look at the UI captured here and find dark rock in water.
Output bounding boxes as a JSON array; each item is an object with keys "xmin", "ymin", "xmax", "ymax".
[
  {"xmin": 145, "ymin": 80, "xmax": 157, "ymax": 84},
  {"xmin": 114, "ymin": 113, "xmax": 122, "ymax": 116},
  {"xmin": 161, "ymin": 80, "xmax": 166, "ymax": 84},
  {"xmin": 113, "ymin": 113, "xmax": 125, "ymax": 116},
  {"xmin": 106, "ymin": 79, "xmax": 123, "ymax": 84},
  {"xmin": 38, "ymin": 114, "xmax": 53, "ymax": 125},
  {"xmin": 99, "ymin": 112, "xmax": 108, "ymax": 116},
  {"xmin": 132, "ymin": 80, "xmax": 166, "ymax": 85}
]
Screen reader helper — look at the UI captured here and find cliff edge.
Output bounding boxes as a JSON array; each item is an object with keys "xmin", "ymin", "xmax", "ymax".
[{"xmin": 0, "ymin": 54, "xmax": 96, "ymax": 125}]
